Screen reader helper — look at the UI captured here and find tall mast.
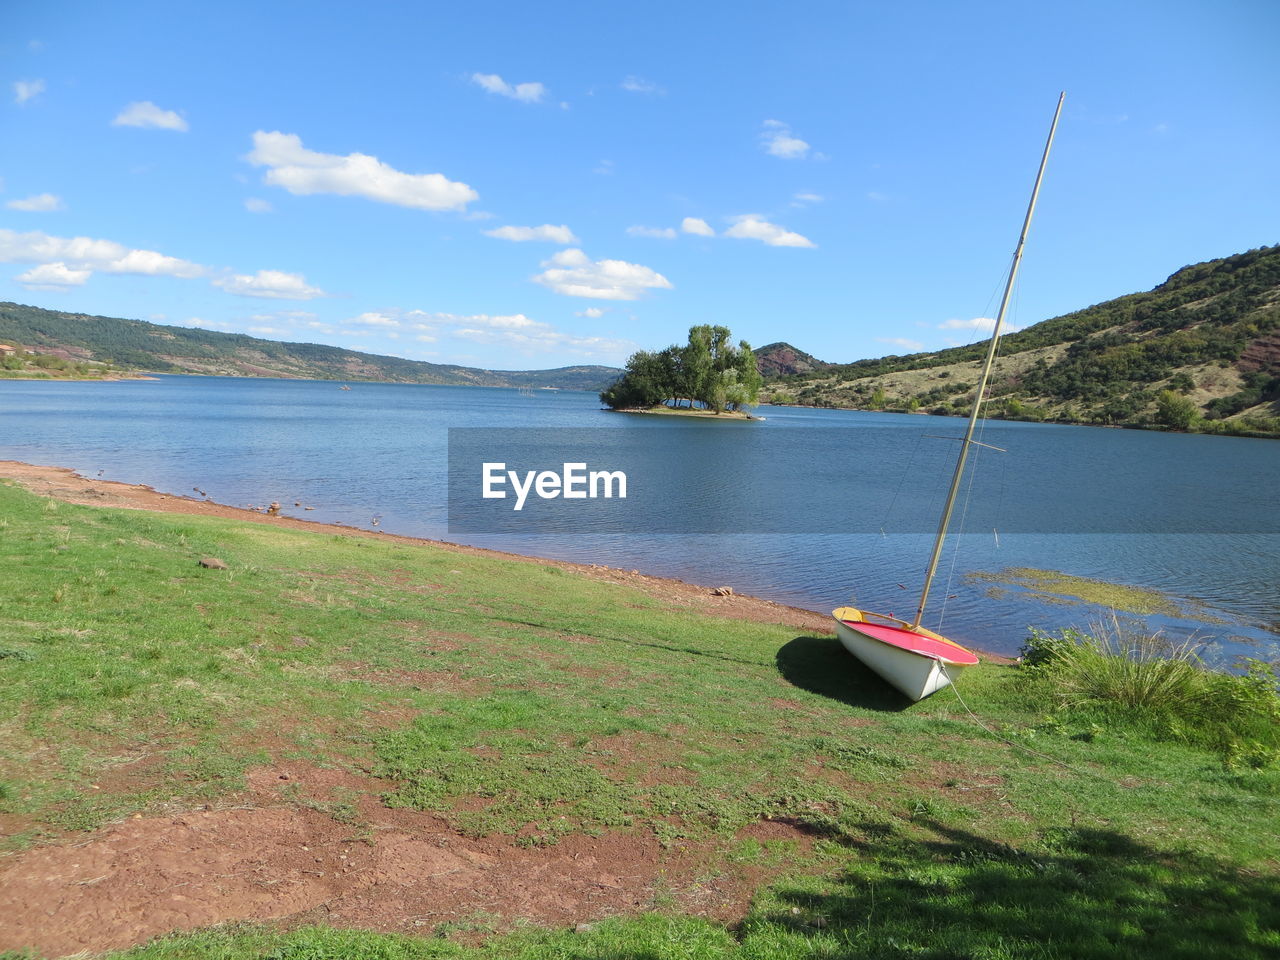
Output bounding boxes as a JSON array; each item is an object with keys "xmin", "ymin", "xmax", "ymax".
[{"xmin": 911, "ymin": 92, "xmax": 1064, "ymax": 630}]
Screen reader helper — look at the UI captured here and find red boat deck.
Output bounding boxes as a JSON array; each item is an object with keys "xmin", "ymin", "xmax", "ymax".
[{"xmin": 839, "ymin": 619, "xmax": 980, "ymax": 665}]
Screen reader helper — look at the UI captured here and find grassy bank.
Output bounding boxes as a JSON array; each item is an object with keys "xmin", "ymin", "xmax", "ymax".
[{"xmin": 0, "ymin": 478, "xmax": 1277, "ymax": 958}]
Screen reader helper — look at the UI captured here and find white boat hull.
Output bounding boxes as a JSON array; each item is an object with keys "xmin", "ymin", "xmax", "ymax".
[{"xmin": 834, "ymin": 618, "xmax": 971, "ymax": 701}]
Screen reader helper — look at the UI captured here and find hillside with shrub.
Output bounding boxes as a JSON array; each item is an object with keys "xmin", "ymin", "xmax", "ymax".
[
  {"xmin": 753, "ymin": 341, "xmax": 832, "ymax": 377},
  {"xmin": 765, "ymin": 245, "xmax": 1280, "ymax": 436}
]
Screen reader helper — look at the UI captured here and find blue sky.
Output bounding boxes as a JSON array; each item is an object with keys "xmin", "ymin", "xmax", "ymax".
[{"xmin": 1, "ymin": 0, "xmax": 1276, "ymax": 371}]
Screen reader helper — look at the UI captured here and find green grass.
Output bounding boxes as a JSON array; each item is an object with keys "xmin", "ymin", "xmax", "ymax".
[
  {"xmin": 1020, "ymin": 619, "xmax": 1280, "ymax": 764},
  {"xmin": 1, "ymin": 479, "xmax": 1278, "ymax": 958}
]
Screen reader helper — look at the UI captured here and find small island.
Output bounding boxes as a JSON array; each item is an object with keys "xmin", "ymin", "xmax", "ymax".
[{"xmin": 600, "ymin": 323, "xmax": 763, "ymax": 418}]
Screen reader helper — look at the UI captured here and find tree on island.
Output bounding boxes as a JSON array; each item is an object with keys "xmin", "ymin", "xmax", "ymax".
[{"xmin": 600, "ymin": 324, "xmax": 763, "ymax": 413}]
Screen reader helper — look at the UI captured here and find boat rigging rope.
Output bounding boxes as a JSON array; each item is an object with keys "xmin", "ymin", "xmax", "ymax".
[
  {"xmin": 879, "ymin": 431, "xmax": 927, "ymax": 536},
  {"xmin": 936, "ymin": 264, "xmax": 1016, "ymax": 631},
  {"xmin": 935, "ymin": 443, "xmax": 983, "ymax": 632}
]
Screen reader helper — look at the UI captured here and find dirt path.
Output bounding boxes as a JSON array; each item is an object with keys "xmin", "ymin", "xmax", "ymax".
[{"xmin": 0, "ymin": 763, "xmax": 805, "ymax": 957}]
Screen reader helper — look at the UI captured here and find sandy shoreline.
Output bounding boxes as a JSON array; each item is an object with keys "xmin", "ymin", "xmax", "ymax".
[
  {"xmin": 609, "ymin": 406, "xmax": 762, "ymax": 420},
  {"xmin": 0, "ymin": 459, "xmax": 851, "ymax": 640}
]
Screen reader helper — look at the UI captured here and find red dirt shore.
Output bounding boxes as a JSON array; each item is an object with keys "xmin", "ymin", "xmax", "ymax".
[
  {"xmin": 0, "ymin": 761, "xmax": 810, "ymax": 957},
  {"xmin": 0, "ymin": 459, "xmax": 836, "ymax": 633}
]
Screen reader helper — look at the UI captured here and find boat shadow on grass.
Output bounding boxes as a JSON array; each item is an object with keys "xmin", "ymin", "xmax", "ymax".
[
  {"xmin": 747, "ymin": 818, "xmax": 1280, "ymax": 960},
  {"xmin": 775, "ymin": 635, "xmax": 914, "ymax": 712}
]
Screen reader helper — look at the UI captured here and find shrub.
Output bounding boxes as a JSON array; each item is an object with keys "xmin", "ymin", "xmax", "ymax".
[{"xmin": 1019, "ymin": 617, "xmax": 1280, "ymax": 763}]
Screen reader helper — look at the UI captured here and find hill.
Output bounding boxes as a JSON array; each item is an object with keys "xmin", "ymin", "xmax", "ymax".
[
  {"xmin": 764, "ymin": 245, "xmax": 1280, "ymax": 434},
  {"xmin": 753, "ymin": 341, "xmax": 832, "ymax": 377},
  {"xmin": 0, "ymin": 301, "xmax": 621, "ymax": 391}
]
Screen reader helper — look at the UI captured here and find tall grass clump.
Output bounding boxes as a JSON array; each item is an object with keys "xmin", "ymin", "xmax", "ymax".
[{"xmin": 1020, "ymin": 615, "xmax": 1280, "ymax": 766}]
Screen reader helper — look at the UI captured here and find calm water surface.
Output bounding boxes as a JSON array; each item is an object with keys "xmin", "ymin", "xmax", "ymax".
[{"xmin": 2, "ymin": 375, "xmax": 1276, "ymax": 665}]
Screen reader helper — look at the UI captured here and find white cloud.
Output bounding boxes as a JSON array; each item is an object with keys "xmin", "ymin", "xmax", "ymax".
[
  {"xmin": 481, "ymin": 314, "xmax": 536, "ymax": 329},
  {"xmin": 681, "ymin": 217, "xmax": 714, "ymax": 237},
  {"xmin": 626, "ymin": 225, "xmax": 677, "ymax": 239},
  {"xmin": 791, "ymin": 192, "xmax": 823, "ymax": 207},
  {"xmin": 6, "ymin": 193, "xmax": 64, "ymax": 212},
  {"xmin": 380, "ymin": 308, "xmax": 631, "ymax": 359},
  {"xmin": 250, "ymin": 310, "xmax": 316, "ymax": 324},
  {"xmin": 105, "ymin": 249, "xmax": 206, "ymax": 277},
  {"xmin": 533, "ymin": 248, "xmax": 673, "ymax": 300},
  {"xmin": 452, "ymin": 325, "xmax": 634, "ymax": 358},
  {"xmin": 576, "ymin": 307, "xmax": 606, "ymax": 318},
  {"xmin": 13, "ymin": 79, "xmax": 44, "ymax": 105},
  {"xmin": 621, "ymin": 76, "xmax": 663, "ymax": 94},
  {"xmin": 244, "ymin": 197, "xmax": 273, "ymax": 213},
  {"xmin": 213, "ymin": 269, "xmax": 326, "ymax": 300},
  {"xmin": 938, "ymin": 317, "xmax": 1024, "ymax": 334},
  {"xmin": 112, "ymin": 101, "xmax": 188, "ymax": 131},
  {"xmin": 407, "ymin": 311, "xmax": 539, "ymax": 332},
  {"xmin": 247, "ymin": 325, "xmax": 290, "ymax": 335},
  {"xmin": 0, "ymin": 229, "xmax": 206, "ymax": 283},
  {"xmin": 16, "ymin": 262, "xmax": 91, "ymax": 290},
  {"xmin": 0, "ymin": 231, "xmax": 121, "ymax": 266},
  {"xmin": 350, "ymin": 311, "xmax": 399, "ymax": 327},
  {"xmin": 247, "ymin": 131, "xmax": 477, "ymax": 212},
  {"xmin": 877, "ymin": 337, "xmax": 924, "ymax": 352},
  {"xmin": 186, "ymin": 317, "xmax": 235, "ymax": 331},
  {"xmin": 445, "ymin": 316, "xmax": 635, "ymax": 358},
  {"xmin": 761, "ymin": 119, "xmax": 810, "ymax": 159},
  {"xmin": 483, "ymin": 224, "xmax": 578, "ymax": 244},
  {"xmin": 723, "ymin": 215, "xmax": 815, "ymax": 248},
  {"xmin": 470, "ymin": 73, "xmax": 546, "ymax": 103}
]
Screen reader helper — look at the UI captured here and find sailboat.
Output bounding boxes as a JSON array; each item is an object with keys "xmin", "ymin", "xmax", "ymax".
[{"xmin": 833, "ymin": 93, "xmax": 1065, "ymax": 701}]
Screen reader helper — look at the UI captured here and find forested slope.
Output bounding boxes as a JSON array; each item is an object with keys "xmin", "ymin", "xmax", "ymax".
[
  {"xmin": 0, "ymin": 302, "xmax": 620, "ymax": 390},
  {"xmin": 765, "ymin": 245, "xmax": 1280, "ymax": 433}
]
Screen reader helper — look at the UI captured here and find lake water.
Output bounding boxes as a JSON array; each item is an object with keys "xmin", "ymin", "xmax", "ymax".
[{"xmin": 2, "ymin": 375, "xmax": 1276, "ymax": 666}]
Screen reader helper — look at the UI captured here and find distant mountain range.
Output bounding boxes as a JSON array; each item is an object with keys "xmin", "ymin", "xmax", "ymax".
[
  {"xmin": 6, "ymin": 244, "xmax": 1278, "ymax": 432},
  {"xmin": 761, "ymin": 245, "xmax": 1280, "ymax": 432},
  {"xmin": 0, "ymin": 302, "xmax": 622, "ymax": 391}
]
